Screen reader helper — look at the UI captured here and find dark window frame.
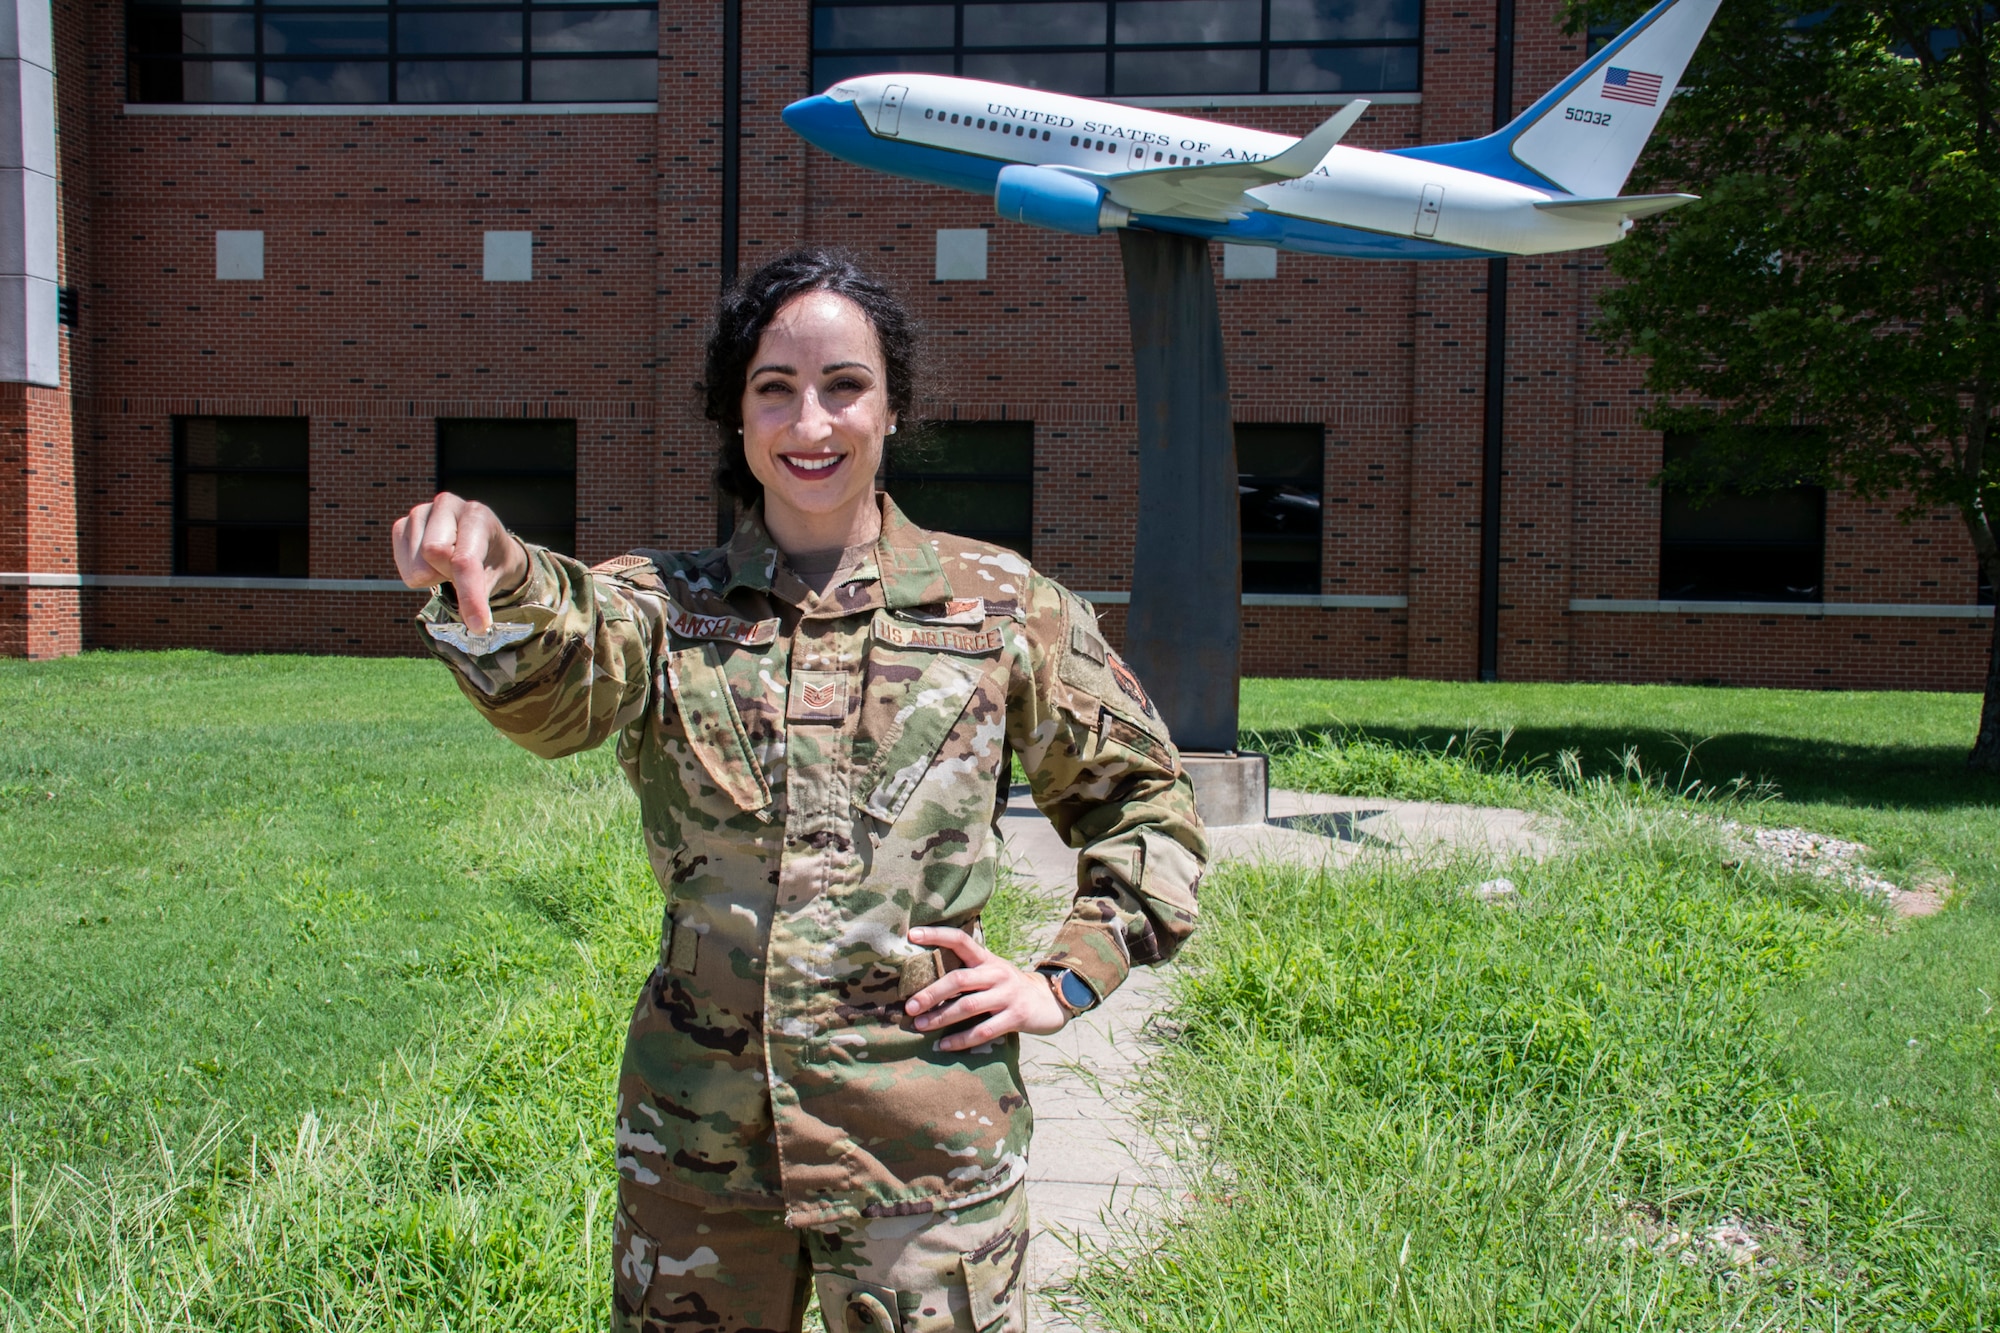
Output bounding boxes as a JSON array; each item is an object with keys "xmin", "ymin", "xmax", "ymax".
[
  {"xmin": 883, "ymin": 419, "xmax": 1034, "ymax": 558},
  {"xmin": 173, "ymin": 415, "xmax": 311, "ymax": 578},
  {"xmin": 1658, "ymin": 432, "xmax": 1827, "ymax": 603},
  {"xmin": 126, "ymin": 0, "xmax": 660, "ymax": 105},
  {"xmin": 810, "ymin": 0, "xmax": 1422, "ymax": 98},
  {"xmin": 1236, "ymin": 421, "xmax": 1324, "ymax": 596},
  {"xmin": 435, "ymin": 417, "xmax": 579, "ymax": 557}
]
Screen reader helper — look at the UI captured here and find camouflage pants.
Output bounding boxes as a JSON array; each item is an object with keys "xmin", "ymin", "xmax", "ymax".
[{"xmin": 612, "ymin": 1181, "xmax": 1031, "ymax": 1333}]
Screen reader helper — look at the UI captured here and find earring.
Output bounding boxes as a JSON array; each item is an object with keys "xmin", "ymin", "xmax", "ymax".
[{"xmin": 886, "ymin": 424, "xmax": 898, "ymax": 436}]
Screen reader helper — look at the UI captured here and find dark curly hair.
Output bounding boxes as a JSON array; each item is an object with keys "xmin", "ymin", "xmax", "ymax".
[{"xmin": 701, "ymin": 247, "xmax": 924, "ymax": 507}]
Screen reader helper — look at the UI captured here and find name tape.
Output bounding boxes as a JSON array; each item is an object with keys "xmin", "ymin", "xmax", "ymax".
[{"xmin": 667, "ymin": 600, "xmax": 779, "ymax": 647}]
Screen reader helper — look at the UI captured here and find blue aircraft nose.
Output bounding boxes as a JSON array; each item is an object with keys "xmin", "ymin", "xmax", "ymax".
[{"xmin": 781, "ymin": 95, "xmax": 847, "ymax": 152}]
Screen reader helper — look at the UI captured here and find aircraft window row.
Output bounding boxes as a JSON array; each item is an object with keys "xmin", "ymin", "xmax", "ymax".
[{"xmin": 924, "ymin": 108, "xmax": 1054, "ymax": 140}]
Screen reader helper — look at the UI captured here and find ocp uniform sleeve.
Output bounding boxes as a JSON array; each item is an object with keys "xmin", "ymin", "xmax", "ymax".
[
  {"xmin": 416, "ymin": 544, "xmax": 671, "ymax": 759},
  {"xmin": 1007, "ymin": 576, "xmax": 1207, "ymax": 1005}
]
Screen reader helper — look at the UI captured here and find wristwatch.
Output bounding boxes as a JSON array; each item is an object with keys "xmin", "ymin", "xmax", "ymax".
[{"xmin": 1036, "ymin": 965, "xmax": 1099, "ymax": 1017}]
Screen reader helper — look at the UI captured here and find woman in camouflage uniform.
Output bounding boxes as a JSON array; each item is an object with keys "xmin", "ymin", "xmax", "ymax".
[{"xmin": 393, "ymin": 249, "xmax": 1207, "ymax": 1333}]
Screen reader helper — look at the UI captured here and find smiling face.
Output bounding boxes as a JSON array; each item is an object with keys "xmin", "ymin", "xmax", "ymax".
[{"xmin": 741, "ymin": 290, "xmax": 897, "ymax": 554}]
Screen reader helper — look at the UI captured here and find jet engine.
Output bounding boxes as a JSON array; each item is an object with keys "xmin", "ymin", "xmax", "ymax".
[{"xmin": 994, "ymin": 165, "xmax": 1131, "ymax": 235}]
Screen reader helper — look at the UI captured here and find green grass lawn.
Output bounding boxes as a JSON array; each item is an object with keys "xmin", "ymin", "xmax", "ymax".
[
  {"xmin": 1068, "ymin": 679, "xmax": 1997, "ymax": 1330},
  {"xmin": 5, "ymin": 657, "xmax": 1997, "ymax": 1329}
]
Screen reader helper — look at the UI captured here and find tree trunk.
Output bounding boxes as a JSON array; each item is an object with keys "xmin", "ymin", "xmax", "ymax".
[{"xmin": 1974, "ymin": 566, "xmax": 2000, "ymax": 773}]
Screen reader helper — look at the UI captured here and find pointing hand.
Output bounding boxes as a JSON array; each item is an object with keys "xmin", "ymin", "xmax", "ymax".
[{"xmin": 392, "ymin": 492, "xmax": 528, "ymax": 634}]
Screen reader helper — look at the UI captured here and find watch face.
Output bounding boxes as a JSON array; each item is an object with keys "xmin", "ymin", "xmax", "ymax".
[{"xmin": 1056, "ymin": 969, "xmax": 1096, "ymax": 1011}]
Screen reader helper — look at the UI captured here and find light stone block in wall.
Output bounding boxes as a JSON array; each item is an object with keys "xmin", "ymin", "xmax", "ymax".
[
  {"xmin": 1223, "ymin": 244, "xmax": 1276, "ymax": 280},
  {"xmin": 935, "ymin": 228, "xmax": 987, "ymax": 282},
  {"xmin": 0, "ymin": 273, "xmax": 57, "ymax": 383},
  {"xmin": 216, "ymin": 229, "xmax": 264, "ymax": 280},
  {"xmin": 484, "ymin": 230, "xmax": 532, "ymax": 281},
  {"xmin": 0, "ymin": 60, "xmax": 54, "ymax": 174},
  {"xmin": 0, "ymin": 167, "xmax": 55, "ymax": 277},
  {"xmin": 0, "ymin": 0, "xmax": 56, "ymax": 385},
  {"xmin": 0, "ymin": 0, "xmax": 52, "ymax": 69}
]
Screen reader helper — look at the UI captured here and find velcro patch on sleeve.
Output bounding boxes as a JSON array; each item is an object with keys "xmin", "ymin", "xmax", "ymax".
[
  {"xmin": 666, "ymin": 599, "xmax": 780, "ymax": 647},
  {"xmin": 590, "ymin": 553, "xmax": 653, "ymax": 577},
  {"xmin": 872, "ymin": 613, "xmax": 1003, "ymax": 655}
]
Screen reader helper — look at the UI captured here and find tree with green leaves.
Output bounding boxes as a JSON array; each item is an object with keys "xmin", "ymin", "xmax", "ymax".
[{"xmin": 1586, "ymin": 0, "xmax": 2000, "ymax": 769}]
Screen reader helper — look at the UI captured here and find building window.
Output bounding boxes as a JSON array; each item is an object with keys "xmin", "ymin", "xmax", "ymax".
[
  {"xmin": 175, "ymin": 416, "xmax": 310, "ymax": 577},
  {"xmin": 1659, "ymin": 434, "xmax": 1825, "ymax": 602},
  {"xmin": 437, "ymin": 418, "xmax": 577, "ymax": 555},
  {"xmin": 126, "ymin": 0, "xmax": 659, "ymax": 105},
  {"xmin": 1236, "ymin": 423, "xmax": 1323, "ymax": 595},
  {"xmin": 811, "ymin": 0, "xmax": 1420, "ymax": 98},
  {"xmin": 883, "ymin": 420, "xmax": 1032, "ymax": 557}
]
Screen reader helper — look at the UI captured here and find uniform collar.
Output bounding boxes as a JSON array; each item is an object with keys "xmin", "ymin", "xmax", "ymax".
[{"xmin": 722, "ymin": 494, "xmax": 955, "ymax": 612}]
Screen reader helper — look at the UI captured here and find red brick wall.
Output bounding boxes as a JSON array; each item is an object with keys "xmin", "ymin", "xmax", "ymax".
[{"xmin": 6, "ymin": 0, "xmax": 1988, "ymax": 688}]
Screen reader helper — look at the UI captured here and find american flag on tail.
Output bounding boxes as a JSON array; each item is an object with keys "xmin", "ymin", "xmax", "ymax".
[{"xmin": 1601, "ymin": 66, "xmax": 1664, "ymax": 105}]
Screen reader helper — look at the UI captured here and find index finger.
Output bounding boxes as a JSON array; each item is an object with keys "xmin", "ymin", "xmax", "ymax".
[
  {"xmin": 908, "ymin": 926, "xmax": 990, "ymax": 969},
  {"xmin": 449, "ymin": 519, "xmax": 496, "ymax": 634}
]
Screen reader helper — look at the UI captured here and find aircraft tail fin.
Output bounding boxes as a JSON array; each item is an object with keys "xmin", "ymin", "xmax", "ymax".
[{"xmin": 1390, "ymin": 0, "xmax": 1721, "ymax": 198}]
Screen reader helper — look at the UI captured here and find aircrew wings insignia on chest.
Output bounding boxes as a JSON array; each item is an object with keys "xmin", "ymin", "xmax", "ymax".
[{"xmin": 665, "ymin": 599, "xmax": 780, "ymax": 648}]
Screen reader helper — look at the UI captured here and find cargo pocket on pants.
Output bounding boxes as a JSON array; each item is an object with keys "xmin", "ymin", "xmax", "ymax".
[
  {"xmin": 959, "ymin": 1227, "xmax": 1029, "ymax": 1333},
  {"xmin": 612, "ymin": 1205, "xmax": 658, "ymax": 1316}
]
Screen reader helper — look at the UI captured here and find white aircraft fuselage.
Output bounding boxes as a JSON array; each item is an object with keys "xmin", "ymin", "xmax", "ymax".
[{"xmin": 781, "ymin": 0, "xmax": 1721, "ymax": 260}]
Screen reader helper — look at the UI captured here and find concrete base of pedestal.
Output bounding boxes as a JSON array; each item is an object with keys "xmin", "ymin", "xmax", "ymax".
[{"xmin": 1180, "ymin": 750, "xmax": 1269, "ymax": 828}]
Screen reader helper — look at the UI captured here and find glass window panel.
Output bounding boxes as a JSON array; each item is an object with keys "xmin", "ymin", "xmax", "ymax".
[
  {"xmin": 812, "ymin": 51, "xmax": 953, "ymax": 89},
  {"xmin": 1114, "ymin": 0, "xmax": 1260, "ymax": 45},
  {"xmin": 137, "ymin": 58, "xmax": 258, "ymax": 101},
  {"xmin": 438, "ymin": 419, "xmax": 576, "ymax": 473},
  {"xmin": 443, "ymin": 474, "xmax": 577, "ymax": 530},
  {"xmin": 531, "ymin": 8, "xmax": 656, "ymax": 52},
  {"xmin": 1113, "ymin": 45, "xmax": 1258, "ymax": 94},
  {"xmin": 186, "ymin": 417, "xmax": 310, "ymax": 469},
  {"xmin": 262, "ymin": 0, "xmax": 385, "ymax": 7},
  {"xmin": 963, "ymin": 2, "xmax": 1104, "ymax": 47},
  {"xmin": 885, "ymin": 421, "xmax": 1033, "ymax": 556},
  {"xmin": 398, "ymin": 59, "xmax": 522, "ymax": 99},
  {"xmin": 127, "ymin": 6, "xmax": 186, "ymax": 56},
  {"xmin": 1269, "ymin": 43, "xmax": 1418, "ymax": 91},
  {"xmin": 263, "ymin": 59, "xmax": 390, "ymax": 101},
  {"xmin": 813, "ymin": 5, "xmax": 953, "ymax": 49},
  {"xmin": 398, "ymin": 11, "xmax": 523, "ymax": 53},
  {"xmin": 530, "ymin": 55, "xmax": 655, "ymax": 98},
  {"xmin": 1271, "ymin": 0, "xmax": 1419, "ymax": 41},
  {"xmin": 1661, "ymin": 490, "xmax": 1824, "ymax": 545},
  {"xmin": 1237, "ymin": 424, "xmax": 1322, "ymax": 595},
  {"xmin": 902, "ymin": 421, "xmax": 1032, "ymax": 474},
  {"xmin": 178, "ymin": 12, "xmax": 255, "ymax": 53},
  {"xmin": 213, "ymin": 472, "xmax": 310, "ymax": 523},
  {"xmin": 262, "ymin": 14, "xmax": 388, "ymax": 55},
  {"xmin": 961, "ymin": 49, "xmax": 1104, "ymax": 93}
]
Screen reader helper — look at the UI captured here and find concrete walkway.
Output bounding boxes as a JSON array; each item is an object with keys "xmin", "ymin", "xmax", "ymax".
[{"xmin": 1002, "ymin": 787, "xmax": 1552, "ymax": 1328}]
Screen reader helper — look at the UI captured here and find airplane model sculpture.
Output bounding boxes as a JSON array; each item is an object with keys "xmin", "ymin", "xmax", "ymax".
[{"xmin": 783, "ymin": 0, "xmax": 1722, "ymax": 260}]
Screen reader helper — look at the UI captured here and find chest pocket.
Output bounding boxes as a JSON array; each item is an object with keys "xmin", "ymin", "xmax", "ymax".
[
  {"xmin": 664, "ymin": 640, "xmax": 772, "ymax": 815},
  {"xmin": 855, "ymin": 648, "xmax": 992, "ymax": 826}
]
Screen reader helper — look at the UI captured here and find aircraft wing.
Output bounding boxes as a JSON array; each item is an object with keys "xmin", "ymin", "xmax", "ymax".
[
  {"xmin": 1080, "ymin": 100, "xmax": 1371, "ymax": 221},
  {"xmin": 1533, "ymin": 192, "xmax": 1698, "ymax": 222}
]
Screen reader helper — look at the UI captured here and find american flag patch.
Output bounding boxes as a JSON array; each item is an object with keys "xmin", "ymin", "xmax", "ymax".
[{"xmin": 1602, "ymin": 66, "xmax": 1664, "ymax": 106}]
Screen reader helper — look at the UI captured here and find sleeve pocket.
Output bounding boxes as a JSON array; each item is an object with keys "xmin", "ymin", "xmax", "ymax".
[{"xmin": 959, "ymin": 1229, "xmax": 1029, "ymax": 1332}]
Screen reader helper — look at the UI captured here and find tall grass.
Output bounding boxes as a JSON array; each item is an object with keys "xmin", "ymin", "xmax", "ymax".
[
  {"xmin": 1072, "ymin": 796, "xmax": 2000, "ymax": 1331},
  {"xmin": 4, "ymin": 757, "xmax": 653, "ymax": 1331}
]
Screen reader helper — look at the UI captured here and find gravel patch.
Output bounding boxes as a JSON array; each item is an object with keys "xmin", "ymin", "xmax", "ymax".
[{"xmin": 1704, "ymin": 819, "xmax": 1948, "ymax": 917}]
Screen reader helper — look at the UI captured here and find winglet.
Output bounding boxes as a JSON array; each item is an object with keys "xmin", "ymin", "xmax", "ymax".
[{"xmin": 1258, "ymin": 100, "xmax": 1371, "ymax": 179}]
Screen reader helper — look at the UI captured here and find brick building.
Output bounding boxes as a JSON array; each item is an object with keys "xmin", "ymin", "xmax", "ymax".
[{"xmin": 2, "ymin": 0, "xmax": 1991, "ymax": 685}]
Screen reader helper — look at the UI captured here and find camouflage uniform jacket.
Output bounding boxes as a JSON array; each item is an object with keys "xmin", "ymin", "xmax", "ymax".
[{"xmin": 418, "ymin": 496, "xmax": 1206, "ymax": 1228}]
